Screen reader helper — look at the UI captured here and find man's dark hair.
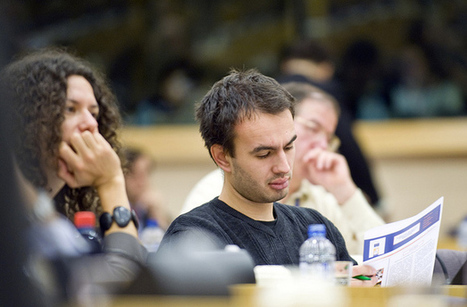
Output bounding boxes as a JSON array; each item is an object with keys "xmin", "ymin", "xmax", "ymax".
[
  {"xmin": 1, "ymin": 48, "xmax": 123, "ymax": 220},
  {"xmin": 121, "ymin": 146, "xmax": 155, "ymax": 175},
  {"xmin": 195, "ymin": 68, "xmax": 295, "ymax": 162},
  {"xmin": 279, "ymin": 39, "xmax": 333, "ymax": 64}
]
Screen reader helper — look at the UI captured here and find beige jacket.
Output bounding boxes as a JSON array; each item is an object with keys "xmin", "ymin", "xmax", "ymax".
[{"xmin": 286, "ymin": 180, "xmax": 385, "ymax": 255}]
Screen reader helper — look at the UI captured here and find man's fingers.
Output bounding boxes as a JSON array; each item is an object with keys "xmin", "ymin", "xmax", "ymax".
[
  {"xmin": 350, "ymin": 265, "xmax": 378, "ymax": 287},
  {"xmin": 324, "ymin": 154, "xmax": 336, "ymax": 169},
  {"xmin": 352, "ymin": 264, "xmax": 377, "ymax": 280},
  {"xmin": 308, "ymin": 150, "xmax": 336, "ymax": 170},
  {"xmin": 303, "ymin": 148, "xmax": 323, "ymax": 165}
]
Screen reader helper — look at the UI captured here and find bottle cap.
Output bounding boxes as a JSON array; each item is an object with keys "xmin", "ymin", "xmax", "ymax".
[
  {"xmin": 74, "ymin": 211, "xmax": 96, "ymax": 228},
  {"xmin": 146, "ymin": 218, "xmax": 159, "ymax": 227},
  {"xmin": 308, "ymin": 224, "xmax": 326, "ymax": 237}
]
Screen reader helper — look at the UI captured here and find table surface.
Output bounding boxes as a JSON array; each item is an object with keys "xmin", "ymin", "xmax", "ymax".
[{"xmin": 105, "ymin": 284, "xmax": 466, "ymax": 307}]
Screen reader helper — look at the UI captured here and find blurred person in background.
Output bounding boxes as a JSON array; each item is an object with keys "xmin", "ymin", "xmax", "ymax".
[
  {"xmin": 407, "ymin": 17, "xmax": 467, "ymax": 113},
  {"xmin": 354, "ymin": 18, "xmax": 466, "ymax": 120},
  {"xmin": 337, "ymin": 39, "xmax": 392, "ymax": 121},
  {"xmin": 336, "ymin": 39, "xmax": 386, "ymax": 119},
  {"xmin": 181, "ymin": 82, "xmax": 384, "ymax": 255},
  {"xmin": 388, "ymin": 45, "xmax": 464, "ymax": 118},
  {"xmin": 123, "ymin": 147, "xmax": 172, "ymax": 231},
  {"xmin": 0, "ymin": 53, "xmax": 49, "ymax": 307},
  {"xmin": 131, "ymin": 59, "xmax": 207, "ymax": 125},
  {"xmin": 276, "ymin": 39, "xmax": 381, "ymax": 209}
]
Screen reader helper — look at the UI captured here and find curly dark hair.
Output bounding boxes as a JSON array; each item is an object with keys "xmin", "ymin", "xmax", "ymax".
[
  {"xmin": 1, "ymin": 48, "xmax": 124, "ymax": 220},
  {"xmin": 195, "ymin": 68, "xmax": 295, "ymax": 162}
]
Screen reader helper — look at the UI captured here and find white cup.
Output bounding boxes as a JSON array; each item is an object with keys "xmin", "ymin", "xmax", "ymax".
[{"xmin": 334, "ymin": 261, "xmax": 353, "ymax": 286}]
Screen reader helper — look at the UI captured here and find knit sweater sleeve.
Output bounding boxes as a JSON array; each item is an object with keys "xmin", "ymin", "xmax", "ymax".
[{"xmin": 158, "ymin": 202, "xmax": 230, "ymax": 254}]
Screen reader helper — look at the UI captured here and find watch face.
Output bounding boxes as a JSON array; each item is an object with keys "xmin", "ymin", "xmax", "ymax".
[{"xmin": 114, "ymin": 206, "xmax": 131, "ymax": 227}]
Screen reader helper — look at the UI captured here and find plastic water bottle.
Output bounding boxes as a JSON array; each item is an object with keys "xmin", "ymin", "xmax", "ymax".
[
  {"xmin": 74, "ymin": 211, "xmax": 102, "ymax": 254},
  {"xmin": 140, "ymin": 218, "xmax": 165, "ymax": 253},
  {"xmin": 299, "ymin": 224, "xmax": 336, "ymax": 282},
  {"xmin": 457, "ymin": 216, "xmax": 467, "ymax": 250}
]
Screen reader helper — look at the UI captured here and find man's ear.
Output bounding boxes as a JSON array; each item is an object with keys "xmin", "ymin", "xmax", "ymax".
[{"xmin": 211, "ymin": 144, "xmax": 231, "ymax": 172}]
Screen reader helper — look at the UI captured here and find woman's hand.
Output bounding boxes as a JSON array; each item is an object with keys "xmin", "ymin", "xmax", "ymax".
[
  {"xmin": 58, "ymin": 130, "xmax": 123, "ymax": 189},
  {"xmin": 59, "ymin": 130, "xmax": 138, "ymax": 237}
]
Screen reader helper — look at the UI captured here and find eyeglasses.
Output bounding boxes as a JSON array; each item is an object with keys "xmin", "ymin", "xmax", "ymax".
[{"xmin": 295, "ymin": 116, "xmax": 341, "ymax": 152}]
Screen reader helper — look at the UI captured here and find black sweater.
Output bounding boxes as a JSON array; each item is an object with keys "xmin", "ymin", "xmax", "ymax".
[{"xmin": 160, "ymin": 198, "xmax": 355, "ymax": 266}]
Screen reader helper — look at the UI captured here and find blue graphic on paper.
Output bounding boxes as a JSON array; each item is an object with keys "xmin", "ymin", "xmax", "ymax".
[{"xmin": 363, "ymin": 204, "xmax": 441, "ymax": 261}]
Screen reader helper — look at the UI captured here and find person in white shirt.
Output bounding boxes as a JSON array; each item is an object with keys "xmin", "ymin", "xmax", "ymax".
[{"xmin": 181, "ymin": 81, "xmax": 385, "ymax": 255}]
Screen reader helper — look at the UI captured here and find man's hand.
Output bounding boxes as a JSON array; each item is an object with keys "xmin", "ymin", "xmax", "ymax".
[
  {"xmin": 302, "ymin": 148, "xmax": 357, "ymax": 204},
  {"xmin": 58, "ymin": 130, "xmax": 123, "ymax": 190},
  {"xmin": 350, "ymin": 264, "xmax": 378, "ymax": 287}
]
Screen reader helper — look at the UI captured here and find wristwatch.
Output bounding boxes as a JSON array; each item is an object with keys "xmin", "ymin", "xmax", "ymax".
[{"xmin": 99, "ymin": 206, "xmax": 139, "ymax": 235}]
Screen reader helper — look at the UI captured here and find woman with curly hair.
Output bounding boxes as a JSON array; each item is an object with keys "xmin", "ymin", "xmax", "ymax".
[
  {"xmin": 1, "ymin": 48, "xmax": 147, "ymax": 294},
  {"xmin": 4, "ymin": 48, "xmax": 124, "ymax": 221}
]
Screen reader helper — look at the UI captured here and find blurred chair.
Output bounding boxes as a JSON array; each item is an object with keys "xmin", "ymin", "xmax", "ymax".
[
  {"xmin": 123, "ymin": 230, "xmax": 256, "ymax": 296},
  {"xmin": 433, "ymin": 249, "xmax": 467, "ymax": 285}
]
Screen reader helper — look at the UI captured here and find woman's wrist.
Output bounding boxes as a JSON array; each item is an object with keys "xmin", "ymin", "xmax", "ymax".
[{"xmin": 96, "ymin": 175, "xmax": 138, "ymax": 237}]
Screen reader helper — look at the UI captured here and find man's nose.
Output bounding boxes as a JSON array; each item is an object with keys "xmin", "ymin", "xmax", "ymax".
[
  {"xmin": 314, "ymin": 133, "xmax": 329, "ymax": 150},
  {"xmin": 273, "ymin": 150, "xmax": 292, "ymax": 174}
]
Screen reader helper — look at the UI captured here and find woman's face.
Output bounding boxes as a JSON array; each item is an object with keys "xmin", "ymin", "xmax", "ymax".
[
  {"xmin": 60, "ymin": 75, "xmax": 100, "ymax": 147},
  {"xmin": 42, "ymin": 75, "xmax": 100, "ymax": 190}
]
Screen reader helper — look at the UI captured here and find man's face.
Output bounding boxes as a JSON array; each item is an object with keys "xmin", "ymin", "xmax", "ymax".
[
  {"xmin": 227, "ymin": 110, "xmax": 296, "ymax": 204},
  {"xmin": 293, "ymin": 98, "xmax": 338, "ymax": 169}
]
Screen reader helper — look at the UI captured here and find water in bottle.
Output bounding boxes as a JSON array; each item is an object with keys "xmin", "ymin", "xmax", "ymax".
[
  {"xmin": 299, "ymin": 224, "xmax": 336, "ymax": 282},
  {"xmin": 74, "ymin": 211, "xmax": 102, "ymax": 254},
  {"xmin": 140, "ymin": 218, "xmax": 165, "ymax": 253}
]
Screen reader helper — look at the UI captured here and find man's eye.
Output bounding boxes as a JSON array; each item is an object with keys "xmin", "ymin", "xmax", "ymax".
[
  {"xmin": 285, "ymin": 145, "xmax": 294, "ymax": 151},
  {"xmin": 258, "ymin": 152, "xmax": 270, "ymax": 159},
  {"xmin": 307, "ymin": 125, "xmax": 319, "ymax": 133}
]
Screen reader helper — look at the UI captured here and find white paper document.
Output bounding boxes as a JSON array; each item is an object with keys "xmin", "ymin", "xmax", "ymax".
[{"xmin": 362, "ymin": 197, "xmax": 443, "ymax": 287}]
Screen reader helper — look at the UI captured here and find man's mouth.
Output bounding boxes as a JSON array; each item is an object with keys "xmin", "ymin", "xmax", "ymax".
[{"xmin": 269, "ymin": 177, "xmax": 289, "ymax": 190}]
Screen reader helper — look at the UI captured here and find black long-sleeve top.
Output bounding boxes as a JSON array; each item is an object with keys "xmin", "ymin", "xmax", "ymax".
[{"xmin": 159, "ymin": 197, "xmax": 355, "ymax": 266}]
